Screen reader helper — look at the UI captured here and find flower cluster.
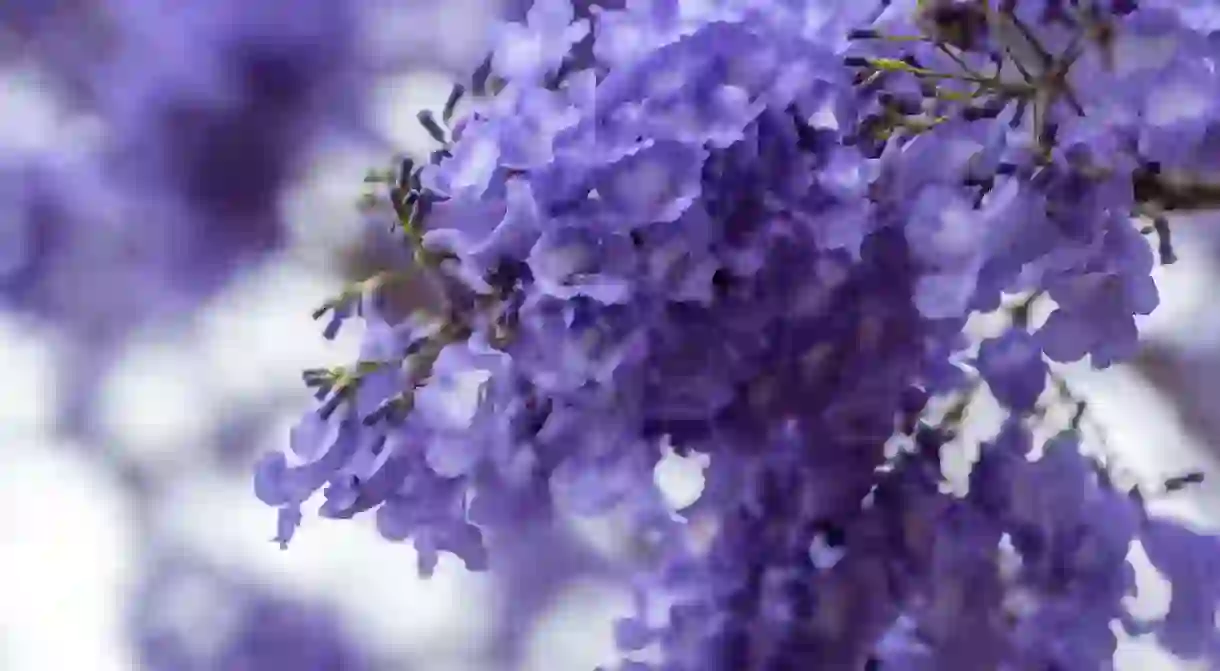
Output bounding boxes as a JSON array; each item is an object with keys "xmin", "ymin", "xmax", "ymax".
[{"xmin": 258, "ymin": 1, "xmax": 1220, "ymax": 668}]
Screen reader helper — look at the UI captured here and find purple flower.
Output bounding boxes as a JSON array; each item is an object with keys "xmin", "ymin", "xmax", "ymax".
[
  {"xmin": 492, "ymin": 0, "xmax": 590, "ymax": 84},
  {"xmin": 1035, "ymin": 217, "xmax": 1160, "ymax": 368},
  {"xmin": 1139, "ymin": 519, "xmax": 1220, "ymax": 661},
  {"xmin": 976, "ymin": 329, "xmax": 1048, "ymax": 413}
]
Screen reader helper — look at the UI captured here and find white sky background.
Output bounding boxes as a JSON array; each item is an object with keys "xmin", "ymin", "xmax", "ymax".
[{"xmin": 2, "ymin": 4, "xmax": 1220, "ymax": 670}]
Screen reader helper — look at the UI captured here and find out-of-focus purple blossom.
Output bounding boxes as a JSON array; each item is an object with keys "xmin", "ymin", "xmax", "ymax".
[
  {"xmin": 0, "ymin": 0, "xmax": 389, "ymax": 437},
  {"xmin": 130, "ymin": 557, "xmax": 383, "ymax": 671},
  {"xmin": 96, "ymin": 0, "xmax": 372, "ymax": 243},
  {"xmin": 0, "ymin": 0, "xmax": 112, "ymax": 103},
  {"xmin": 1138, "ymin": 518, "xmax": 1220, "ymax": 661},
  {"xmin": 0, "ymin": 154, "xmax": 213, "ymax": 335},
  {"xmin": 0, "ymin": 1, "xmax": 368, "ymax": 346},
  {"xmin": 2, "ymin": 0, "xmax": 381, "ymax": 334},
  {"xmin": 483, "ymin": 509, "xmax": 616, "ymax": 666}
]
